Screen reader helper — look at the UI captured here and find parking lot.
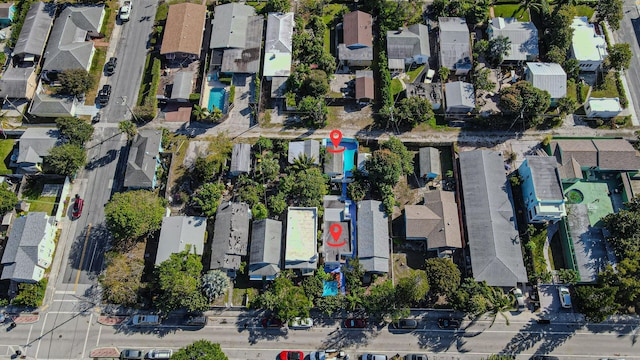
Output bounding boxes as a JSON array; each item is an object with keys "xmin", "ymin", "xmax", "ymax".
[{"xmin": 537, "ymin": 284, "xmax": 580, "ymax": 323}]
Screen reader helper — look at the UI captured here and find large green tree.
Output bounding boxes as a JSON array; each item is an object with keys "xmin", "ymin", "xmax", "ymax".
[
  {"xmin": 118, "ymin": 120, "xmax": 137, "ymax": 141},
  {"xmin": 606, "ymin": 43, "xmax": 632, "ymax": 71},
  {"xmin": 191, "ymin": 182, "xmax": 225, "ymax": 218},
  {"xmin": 44, "ymin": 143, "xmax": 86, "ymax": 176},
  {"xmin": 297, "ymin": 96, "xmax": 328, "ymax": 128},
  {"xmin": 395, "ymin": 270, "xmax": 430, "ymax": 306},
  {"xmin": 365, "ymin": 149, "xmax": 403, "ymax": 188},
  {"xmin": 473, "ymin": 68, "xmax": 495, "ymax": 92},
  {"xmin": 99, "ymin": 251, "xmax": 144, "ymax": 306},
  {"xmin": 0, "ymin": 183, "xmax": 18, "ymax": 215},
  {"xmin": 58, "ymin": 69, "xmax": 94, "ymax": 96},
  {"xmin": 596, "ymin": 0, "xmax": 624, "ymax": 30},
  {"xmin": 574, "ymin": 284, "xmax": 618, "ymax": 323},
  {"xmin": 263, "ymin": 0, "xmax": 290, "ymax": 13},
  {"xmin": 380, "ymin": 137, "xmax": 413, "ymax": 174},
  {"xmin": 56, "ymin": 117, "xmax": 94, "ymax": 145},
  {"xmin": 486, "ymin": 36, "xmax": 511, "ymax": 67},
  {"xmin": 253, "ymin": 273, "xmax": 313, "ymax": 321},
  {"xmin": 279, "ymin": 167, "xmax": 328, "ymax": 212},
  {"xmin": 104, "ymin": 190, "xmax": 166, "ymax": 247},
  {"xmin": 394, "ymin": 97, "xmax": 435, "ymax": 128},
  {"xmin": 155, "ymin": 249, "xmax": 208, "ymax": 313},
  {"xmin": 172, "ymin": 340, "xmax": 228, "ymax": 360},
  {"xmin": 498, "ymin": 81, "xmax": 551, "ymax": 120},
  {"xmin": 425, "ymin": 258, "xmax": 461, "ymax": 297}
]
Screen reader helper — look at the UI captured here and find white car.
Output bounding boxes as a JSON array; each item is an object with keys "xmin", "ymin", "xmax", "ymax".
[
  {"xmin": 558, "ymin": 286, "xmax": 572, "ymax": 308},
  {"xmin": 512, "ymin": 288, "xmax": 525, "ymax": 310},
  {"xmin": 423, "ymin": 69, "xmax": 435, "ymax": 84},
  {"xmin": 146, "ymin": 349, "xmax": 172, "ymax": 359},
  {"xmin": 289, "ymin": 317, "xmax": 313, "ymax": 329}
]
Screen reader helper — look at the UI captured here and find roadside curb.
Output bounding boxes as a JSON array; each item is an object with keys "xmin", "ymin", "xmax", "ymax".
[
  {"xmin": 89, "ymin": 347, "xmax": 120, "ymax": 358},
  {"xmin": 10, "ymin": 314, "xmax": 40, "ymax": 324},
  {"xmin": 97, "ymin": 315, "xmax": 128, "ymax": 326}
]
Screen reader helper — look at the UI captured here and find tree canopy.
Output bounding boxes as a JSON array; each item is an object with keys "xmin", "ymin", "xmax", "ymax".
[
  {"xmin": 278, "ymin": 167, "xmax": 328, "ymax": 213},
  {"xmin": 486, "ymin": 36, "xmax": 511, "ymax": 67},
  {"xmin": 118, "ymin": 120, "xmax": 137, "ymax": 141},
  {"xmin": 172, "ymin": 340, "xmax": 228, "ymax": 360},
  {"xmin": 56, "ymin": 117, "xmax": 94, "ymax": 145},
  {"xmin": 191, "ymin": 182, "xmax": 225, "ymax": 217},
  {"xmin": 263, "ymin": 0, "xmax": 290, "ymax": 13},
  {"xmin": 99, "ymin": 251, "xmax": 144, "ymax": 306},
  {"xmin": 394, "ymin": 97, "xmax": 435, "ymax": 128},
  {"xmin": 252, "ymin": 272, "xmax": 313, "ymax": 321},
  {"xmin": 58, "ymin": 69, "xmax": 94, "ymax": 96},
  {"xmin": 596, "ymin": 0, "xmax": 623, "ymax": 30},
  {"xmin": 606, "ymin": 43, "xmax": 632, "ymax": 71},
  {"xmin": 395, "ymin": 270, "xmax": 430, "ymax": 306},
  {"xmin": 297, "ymin": 96, "xmax": 328, "ymax": 128},
  {"xmin": 499, "ymin": 81, "xmax": 551, "ymax": 120},
  {"xmin": 155, "ymin": 248, "xmax": 208, "ymax": 313},
  {"xmin": 0, "ymin": 183, "xmax": 18, "ymax": 215},
  {"xmin": 425, "ymin": 258, "xmax": 461, "ymax": 297},
  {"xmin": 380, "ymin": 137, "xmax": 413, "ymax": 174},
  {"xmin": 104, "ymin": 190, "xmax": 166, "ymax": 247},
  {"xmin": 44, "ymin": 143, "xmax": 86, "ymax": 176}
]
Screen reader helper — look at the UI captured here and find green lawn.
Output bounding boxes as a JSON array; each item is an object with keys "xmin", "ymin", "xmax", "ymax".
[
  {"xmin": 407, "ymin": 65, "xmax": 425, "ymax": 83},
  {"xmin": 27, "ymin": 197, "xmax": 57, "ymax": 215},
  {"xmin": 0, "ymin": 139, "xmax": 15, "ymax": 175},
  {"xmin": 492, "ymin": 4, "xmax": 529, "ymax": 21},
  {"xmin": 391, "ymin": 79, "xmax": 404, "ymax": 97},
  {"xmin": 322, "ymin": 4, "xmax": 347, "ymax": 53},
  {"xmin": 591, "ymin": 71, "xmax": 621, "ymax": 99},
  {"xmin": 575, "ymin": 5, "xmax": 595, "ymax": 19}
]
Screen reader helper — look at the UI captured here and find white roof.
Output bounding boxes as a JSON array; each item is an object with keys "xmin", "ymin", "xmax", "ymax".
[
  {"xmin": 263, "ymin": 12, "xmax": 294, "ymax": 77},
  {"xmin": 587, "ymin": 97, "xmax": 622, "ymax": 112},
  {"xmin": 526, "ymin": 62, "xmax": 567, "ymax": 99},
  {"xmin": 570, "ymin": 17, "xmax": 607, "ymax": 62}
]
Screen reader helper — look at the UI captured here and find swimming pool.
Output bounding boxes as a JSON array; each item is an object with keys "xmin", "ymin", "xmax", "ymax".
[
  {"xmin": 341, "ymin": 140, "xmax": 358, "ymax": 177},
  {"xmin": 208, "ymin": 88, "xmax": 226, "ymax": 113}
]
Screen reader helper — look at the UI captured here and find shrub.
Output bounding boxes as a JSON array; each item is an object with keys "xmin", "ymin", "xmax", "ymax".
[
  {"xmin": 12, "ymin": 278, "xmax": 47, "ymax": 307},
  {"xmin": 229, "ymin": 85, "xmax": 236, "ymax": 105}
]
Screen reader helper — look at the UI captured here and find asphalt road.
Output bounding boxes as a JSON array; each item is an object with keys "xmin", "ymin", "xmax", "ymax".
[{"xmin": 616, "ymin": 1, "xmax": 640, "ymax": 123}]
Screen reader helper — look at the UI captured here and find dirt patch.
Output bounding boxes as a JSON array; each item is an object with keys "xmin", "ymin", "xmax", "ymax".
[{"xmin": 325, "ymin": 104, "xmax": 374, "ymax": 130}]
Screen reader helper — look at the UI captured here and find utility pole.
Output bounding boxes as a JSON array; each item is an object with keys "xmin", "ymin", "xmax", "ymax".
[{"xmin": 120, "ymin": 96, "xmax": 141, "ymax": 123}]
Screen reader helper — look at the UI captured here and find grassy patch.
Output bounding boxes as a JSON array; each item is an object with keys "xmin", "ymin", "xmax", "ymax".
[
  {"xmin": 392, "ymin": 253, "xmax": 415, "ymax": 285},
  {"xmin": 567, "ymin": 80, "xmax": 577, "ymax": 102},
  {"xmin": 492, "ymin": 4, "xmax": 529, "ymax": 21},
  {"xmin": 0, "ymin": 139, "xmax": 15, "ymax": 175},
  {"xmin": 391, "ymin": 79, "xmax": 404, "ymax": 97},
  {"xmin": 407, "ymin": 65, "xmax": 425, "ymax": 83},
  {"xmin": 101, "ymin": 1, "xmax": 119, "ymax": 39},
  {"xmin": 322, "ymin": 4, "xmax": 347, "ymax": 53},
  {"xmin": 85, "ymin": 47, "xmax": 108, "ymax": 105},
  {"xmin": 246, "ymin": 1, "xmax": 267, "ymax": 13},
  {"xmin": 529, "ymin": 226, "xmax": 549, "ymax": 276},
  {"xmin": 575, "ymin": 5, "xmax": 595, "ymax": 19},
  {"xmin": 155, "ymin": 2, "xmax": 169, "ymax": 23},
  {"xmin": 26, "ymin": 197, "xmax": 57, "ymax": 215},
  {"xmin": 591, "ymin": 71, "xmax": 621, "ymax": 99}
]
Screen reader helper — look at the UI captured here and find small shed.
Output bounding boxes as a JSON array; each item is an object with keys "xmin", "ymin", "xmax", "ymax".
[
  {"xmin": 230, "ymin": 143, "xmax": 251, "ymax": 176},
  {"xmin": 584, "ymin": 97, "xmax": 622, "ymax": 118},
  {"xmin": 419, "ymin": 147, "xmax": 441, "ymax": 180},
  {"xmin": 445, "ymin": 81, "xmax": 475, "ymax": 113}
]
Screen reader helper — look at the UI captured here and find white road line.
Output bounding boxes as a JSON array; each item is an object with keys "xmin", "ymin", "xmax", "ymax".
[
  {"xmin": 96, "ymin": 323, "xmax": 102, "ymax": 347},
  {"xmin": 34, "ymin": 312, "xmax": 48, "ymax": 359},
  {"xmin": 54, "ymin": 290, "xmax": 76, "ymax": 295},
  {"xmin": 52, "ymin": 299, "xmax": 80, "ymax": 302},
  {"xmin": 82, "ymin": 313, "xmax": 92, "ymax": 359},
  {"xmin": 25, "ymin": 324, "xmax": 33, "ymax": 348}
]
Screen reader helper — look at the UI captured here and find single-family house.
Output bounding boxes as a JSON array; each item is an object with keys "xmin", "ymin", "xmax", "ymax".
[
  {"xmin": 230, "ymin": 143, "xmax": 251, "ymax": 176},
  {"xmin": 525, "ymin": 62, "xmax": 567, "ymax": 100},
  {"xmin": 584, "ymin": 98, "xmax": 622, "ymax": 118},
  {"xmin": 160, "ymin": 3, "xmax": 206, "ymax": 61},
  {"xmin": 322, "ymin": 195, "xmax": 352, "ymax": 267},
  {"xmin": 570, "ymin": 17, "xmax": 607, "ymax": 71},
  {"xmin": 0, "ymin": 2, "xmax": 15, "ymax": 28},
  {"xmin": 285, "ymin": 207, "xmax": 318, "ymax": 276},
  {"xmin": 404, "ymin": 191, "xmax": 462, "ymax": 253},
  {"xmin": 406, "ymin": 82, "xmax": 443, "ymax": 110},
  {"xmin": 459, "ymin": 150, "xmax": 528, "ymax": 287},
  {"xmin": 445, "ymin": 81, "xmax": 475, "ymax": 113},
  {"xmin": 338, "ymin": 11, "xmax": 373, "ymax": 67},
  {"xmin": 13, "ymin": 127, "xmax": 59, "ymax": 173},
  {"xmin": 518, "ymin": 156, "xmax": 566, "ymax": 223},
  {"xmin": 42, "ymin": 5, "xmax": 105, "ymax": 72},
  {"xmin": 263, "ymin": 12, "xmax": 294, "ymax": 98},
  {"xmin": 487, "ymin": 17, "xmax": 539, "ymax": 62},
  {"xmin": 438, "ymin": 17, "xmax": 471, "ymax": 75},
  {"xmin": 357, "ymin": 200, "xmax": 389, "ymax": 274},
  {"xmin": 355, "ymin": 70, "xmax": 374, "ymax": 102},
  {"xmin": 168, "ymin": 71, "xmax": 194, "ymax": 101},
  {"xmin": 210, "ymin": 202, "xmax": 250, "ymax": 278},
  {"xmin": 210, "ymin": 3, "xmax": 264, "ymax": 74},
  {"xmin": 288, "ymin": 140, "xmax": 320, "ymax": 165},
  {"xmin": 324, "ymin": 149, "xmax": 344, "ymax": 182},
  {"xmin": 0, "ymin": 67, "xmax": 37, "ymax": 100},
  {"xmin": 28, "ymin": 92, "xmax": 78, "ymax": 118},
  {"xmin": 1, "ymin": 212, "xmax": 56, "ymax": 283},
  {"xmin": 419, "ymin": 147, "xmax": 441, "ymax": 181},
  {"xmin": 386, "ymin": 24, "xmax": 430, "ymax": 71},
  {"xmin": 249, "ymin": 219, "xmax": 282, "ymax": 281},
  {"xmin": 12, "ymin": 2, "xmax": 55, "ymax": 64},
  {"xmin": 155, "ymin": 216, "xmax": 206, "ymax": 266},
  {"xmin": 551, "ymin": 139, "xmax": 640, "ymax": 173},
  {"xmin": 124, "ymin": 129, "xmax": 163, "ymax": 189}
]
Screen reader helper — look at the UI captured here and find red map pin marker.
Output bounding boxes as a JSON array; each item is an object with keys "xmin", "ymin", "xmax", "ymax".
[
  {"xmin": 330, "ymin": 129, "xmax": 343, "ymax": 148},
  {"xmin": 329, "ymin": 223, "xmax": 342, "ymax": 242}
]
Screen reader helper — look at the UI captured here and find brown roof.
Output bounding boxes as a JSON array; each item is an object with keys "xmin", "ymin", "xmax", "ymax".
[
  {"xmin": 0, "ymin": 2, "xmax": 14, "ymax": 19},
  {"xmin": 343, "ymin": 11, "xmax": 372, "ymax": 48},
  {"xmin": 405, "ymin": 191, "xmax": 462, "ymax": 249},
  {"xmin": 160, "ymin": 3, "xmax": 206, "ymax": 57},
  {"xmin": 553, "ymin": 139, "xmax": 640, "ymax": 172},
  {"xmin": 558, "ymin": 157, "xmax": 582, "ymax": 179},
  {"xmin": 355, "ymin": 75, "xmax": 374, "ymax": 100},
  {"xmin": 552, "ymin": 140, "xmax": 597, "ymax": 168}
]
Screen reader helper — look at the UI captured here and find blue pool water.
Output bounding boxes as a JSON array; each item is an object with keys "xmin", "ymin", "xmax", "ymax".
[
  {"xmin": 208, "ymin": 88, "xmax": 226, "ymax": 113},
  {"xmin": 342, "ymin": 141, "xmax": 357, "ymax": 177}
]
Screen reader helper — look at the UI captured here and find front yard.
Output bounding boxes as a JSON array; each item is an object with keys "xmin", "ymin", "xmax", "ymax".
[{"xmin": 0, "ymin": 139, "xmax": 15, "ymax": 175}]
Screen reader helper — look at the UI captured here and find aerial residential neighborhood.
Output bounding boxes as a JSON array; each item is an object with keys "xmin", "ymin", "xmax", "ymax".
[{"xmin": 0, "ymin": 0, "xmax": 639, "ymax": 359}]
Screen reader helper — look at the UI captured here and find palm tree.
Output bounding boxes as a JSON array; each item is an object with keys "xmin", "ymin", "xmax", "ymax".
[
  {"xmin": 118, "ymin": 120, "xmax": 137, "ymax": 141},
  {"xmin": 517, "ymin": 0, "xmax": 549, "ymax": 18},
  {"xmin": 290, "ymin": 153, "xmax": 316, "ymax": 172},
  {"xmin": 485, "ymin": 286, "xmax": 513, "ymax": 326},
  {"xmin": 192, "ymin": 105, "xmax": 210, "ymax": 122}
]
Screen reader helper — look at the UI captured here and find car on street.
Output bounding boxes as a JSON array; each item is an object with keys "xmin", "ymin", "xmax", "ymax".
[
  {"xmin": 360, "ymin": 355, "xmax": 387, "ymax": 360},
  {"xmin": 308, "ymin": 349, "xmax": 349, "ymax": 360},
  {"xmin": 146, "ymin": 349, "xmax": 172, "ymax": 359},
  {"xmin": 261, "ymin": 317, "xmax": 284, "ymax": 328},
  {"xmin": 512, "ymin": 288, "xmax": 526, "ymax": 311},
  {"xmin": 279, "ymin": 350, "xmax": 304, "ymax": 360},
  {"xmin": 119, "ymin": 349, "xmax": 144, "ymax": 360},
  {"xmin": 289, "ymin": 317, "xmax": 313, "ymax": 329},
  {"xmin": 97, "ymin": 84, "xmax": 112, "ymax": 106},
  {"xmin": 558, "ymin": 286, "xmax": 572, "ymax": 308},
  {"xmin": 92, "ymin": 112, "xmax": 101, "ymax": 124},
  {"xmin": 183, "ymin": 313, "xmax": 207, "ymax": 326},
  {"xmin": 437, "ymin": 318, "xmax": 461, "ymax": 329},
  {"xmin": 390, "ymin": 319, "xmax": 418, "ymax": 329},
  {"xmin": 423, "ymin": 68, "xmax": 435, "ymax": 83},
  {"xmin": 71, "ymin": 195, "xmax": 84, "ymax": 219},
  {"xmin": 404, "ymin": 355, "xmax": 428, "ymax": 360},
  {"xmin": 343, "ymin": 318, "xmax": 367, "ymax": 328},
  {"xmin": 105, "ymin": 57, "xmax": 117, "ymax": 75},
  {"xmin": 131, "ymin": 314, "xmax": 161, "ymax": 326}
]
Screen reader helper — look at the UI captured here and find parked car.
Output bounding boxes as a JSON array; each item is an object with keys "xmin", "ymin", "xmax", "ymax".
[
  {"xmin": 71, "ymin": 195, "xmax": 84, "ymax": 219},
  {"xmin": 119, "ymin": 349, "xmax": 144, "ymax": 360},
  {"xmin": 183, "ymin": 314, "xmax": 207, "ymax": 326},
  {"xmin": 390, "ymin": 319, "xmax": 418, "ymax": 329},
  {"xmin": 343, "ymin": 318, "xmax": 367, "ymax": 328},
  {"xmin": 105, "ymin": 57, "xmax": 117, "ymax": 75},
  {"xmin": 308, "ymin": 349, "xmax": 348, "ymax": 360},
  {"xmin": 131, "ymin": 314, "xmax": 160, "ymax": 326},
  {"xmin": 423, "ymin": 69, "xmax": 435, "ymax": 83},
  {"xmin": 512, "ymin": 288, "xmax": 526, "ymax": 310},
  {"xmin": 146, "ymin": 349, "xmax": 172, "ymax": 359},
  {"xmin": 360, "ymin": 355, "xmax": 387, "ymax": 360},
  {"xmin": 261, "ymin": 317, "xmax": 284, "ymax": 328},
  {"xmin": 437, "ymin": 318, "xmax": 461, "ymax": 329},
  {"xmin": 98, "ymin": 84, "xmax": 112, "ymax": 105},
  {"xmin": 289, "ymin": 317, "xmax": 313, "ymax": 329},
  {"xmin": 404, "ymin": 355, "xmax": 428, "ymax": 360},
  {"xmin": 91, "ymin": 112, "xmax": 101, "ymax": 124},
  {"xmin": 558, "ymin": 286, "xmax": 572, "ymax": 308},
  {"xmin": 279, "ymin": 350, "xmax": 304, "ymax": 360}
]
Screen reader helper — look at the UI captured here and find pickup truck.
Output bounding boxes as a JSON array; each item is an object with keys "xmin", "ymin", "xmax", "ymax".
[{"xmin": 119, "ymin": 1, "xmax": 132, "ymax": 22}]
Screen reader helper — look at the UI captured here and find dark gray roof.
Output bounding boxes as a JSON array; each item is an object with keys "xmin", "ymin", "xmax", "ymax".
[
  {"xmin": 230, "ymin": 143, "xmax": 251, "ymax": 175},
  {"xmin": 445, "ymin": 81, "xmax": 475, "ymax": 110},
  {"xmin": 386, "ymin": 24, "xmax": 430, "ymax": 60},
  {"xmin": 357, "ymin": 200, "xmax": 389, "ymax": 273},
  {"xmin": 249, "ymin": 219, "xmax": 282, "ymax": 278},
  {"xmin": 524, "ymin": 156, "xmax": 563, "ymax": 201},
  {"xmin": 0, "ymin": 66, "xmax": 35, "ymax": 99},
  {"xmin": 155, "ymin": 216, "xmax": 206, "ymax": 266},
  {"xmin": 552, "ymin": 139, "xmax": 640, "ymax": 171},
  {"xmin": 324, "ymin": 149, "xmax": 343, "ymax": 176},
  {"xmin": 419, "ymin": 147, "xmax": 441, "ymax": 177},
  {"xmin": 124, "ymin": 129, "xmax": 162, "ymax": 189},
  {"xmin": 459, "ymin": 150, "xmax": 527, "ymax": 287},
  {"xmin": 170, "ymin": 71, "xmax": 194, "ymax": 100},
  {"xmin": 288, "ymin": 140, "xmax": 320, "ymax": 164},
  {"xmin": 338, "ymin": 44, "xmax": 373, "ymax": 62},
  {"xmin": 438, "ymin": 17, "xmax": 471, "ymax": 71},
  {"xmin": 13, "ymin": 2, "xmax": 55, "ymax": 58},
  {"xmin": 210, "ymin": 202, "xmax": 250, "ymax": 271},
  {"xmin": 405, "ymin": 191, "xmax": 462, "ymax": 249},
  {"xmin": 210, "ymin": 3, "xmax": 256, "ymax": 49},
  {"xmin": 29, "ymin": 93, "xmax": 75, "ymax": 117},
  {"xmin": 43, "ymin": 5, "xmax": 104, "ymax": 72},
  {"xmin": 220, "ymin": 15, "xmax": 264, "ymax": 73},
  {"xmin": 17, "ymin": 127, "xmax": 60, "ymax": 164},
  {"xmin": 1, "ymin": 212, "xmax": 54, "ymax": 282},
  {"xmin": 488, "ymin": 18, "xmax": 539, "ymax": 61}
]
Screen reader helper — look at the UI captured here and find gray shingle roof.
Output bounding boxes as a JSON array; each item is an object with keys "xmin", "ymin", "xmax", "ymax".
[
  {"xmin": 526, "ymin": 62, "xmax": 567, "ymax": 99},
  {"xmin": 324, "ymin": 149, "xmax": 343, "ymax": 176},
  {"xmin": 1, "ymin": 212, "xmax": 54, "ymax": 282},
  {"xmin": 439, "ymin": 17, "xmax": 471, "ymax": 71},
  {"xmin": 210, "ymin": 3, "xmax": 256, "ymax": 49},
  {"xmin": 386, "ymin": 24, "xmax": 430, "ymax": 61},
  {"xmin": 210, "ymin": 202, "xmax": 250, "ymax": 271},
  {"xmin": 155, "ymin": 216, "xmax": 206, "ymax": 266},
  {"xmin": 445, "ymin": 81, "xmax": 475, "ymax": 111},
  {"xmin": 338, "ymin": 44, "xmax": 373, "ymax": 62},
  {"xmin": 230, "ymin": 143, "xmax": 251, "ymax": 175},
  {"xmin": 17, "ymin": 127, "xmax": 60, "ymax": 164},
  {"xmin": 220, "ymin": 15, "xmax": 264, "ymax": 73},
  {"xmin": 524, "ymin": 156, "xmax": 563, "ymax": 201},
  {"xmin": 43, "ymin": 5, "xmax": 104, "ymax": 72},
  {"xmin": 124, "ymin": 129, "xmax": 162, "ymax": 189},
  {"xmin": 263, "ymin": 12, "xmax": 293, "ymax": 77},
  {"xmin": 13, "ymin": 2, "xmax": 55, "ymax": 58},
  {"xmin": 357, "ymin": 200, "xmax": 389, "ymax": 273},
  {"xmin": 552, "ymin": 139, "xmax": 640, "ymax": 171},
  {"xmin": 488, "ymin": 18, "xmax": 539, "ymax": 61},
  {"xmin": 249, "ymin": 219, "xmax": 282, "ymax": 278},
  {"xmin": 170, "ymin": 71, "xmax": 194, "ymax": 100},
  {"xmin": 288, "ymin": 140, "xmax": 320, "ymax": 164},
  {"xmin": 0, "ymin": 66, "xmax": 36, "ymax": 99},
  {"xmin": 405, "ymin": 191, "xmax": 462, "ymax": 249},
  {"xmin": 419, "ymin": 147, "xmax": 441, "ymax": 178},
  {"xmin": 459, "ymin": 150, "xmax": 527, "ymax": 287},
  {"xmin": 29, "ymin": 93, "xmax": 75, "ymax": 117}
]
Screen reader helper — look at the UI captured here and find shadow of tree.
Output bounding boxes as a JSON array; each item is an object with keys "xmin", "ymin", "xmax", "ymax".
[{"xmin": 500, "ymin": 312, "xmax": 577, "ymax": 357}]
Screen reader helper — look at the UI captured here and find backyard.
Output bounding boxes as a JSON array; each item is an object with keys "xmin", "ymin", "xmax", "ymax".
[
  {"xmin": 492, "ymin": 4, "xmax": 529, "ymax": 21},
  {"xmin": 21, "ymin": 177, "xmax": 64, "ymax": 216},
  {"xmin": 0, "ymin": 139, "xmax": 15, "ymax": 175},
  {"xmin": 591, "ymin": 71, "xmax": 623, "ymax": 99}
]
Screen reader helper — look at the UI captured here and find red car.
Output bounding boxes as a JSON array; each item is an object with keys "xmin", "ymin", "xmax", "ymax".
[
  {"xmin": 261, "ymin": 317, "xmax": 284, "ymax": 328},
  {"xmin": 71, "ymin": 195, "xmax": 84, "ymax": 219},
  {"xmin": 279, "ymin": 351, "xmax": 303, "ymax": 360},
  {"xmin": 343, "ymin": 318, "xmax": 367, "ymax": 328}
]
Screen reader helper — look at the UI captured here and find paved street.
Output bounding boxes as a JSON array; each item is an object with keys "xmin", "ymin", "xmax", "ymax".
[{"xmin": 616, "ymin": 0, "xmax": 640, "ymax": 125}]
